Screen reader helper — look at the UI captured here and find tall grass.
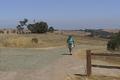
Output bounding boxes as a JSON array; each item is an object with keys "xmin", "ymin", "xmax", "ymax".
[
  {"xmin": 0, "ymin": 33, "xmax": 107, "ymax": 48},
  {"xmin": 0, "ymin": 34, "xmax": 66, "ymax": 48}
]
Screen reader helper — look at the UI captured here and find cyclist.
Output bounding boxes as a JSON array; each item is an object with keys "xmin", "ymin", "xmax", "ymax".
[{"xmin": 67, "ymin": 35, "xmax": 75, "ymax": 55}]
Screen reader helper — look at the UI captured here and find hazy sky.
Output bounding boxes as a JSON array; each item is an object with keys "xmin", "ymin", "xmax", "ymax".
[{"xmin": 0, "ymin": 0, "xmax": 120, "ymax": 29}]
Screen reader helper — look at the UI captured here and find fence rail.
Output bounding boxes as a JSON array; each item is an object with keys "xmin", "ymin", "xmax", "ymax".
[
  {"xmin": 91, "ymin": 53, "xmax": 120, "ymax": 57},
  {"xmin": 86, "ymin": 50, "xmax": 120, "ymax": 76},
  {"xmin": 92, "ymin": 64, "xmax": 120, "ymax": 69}
]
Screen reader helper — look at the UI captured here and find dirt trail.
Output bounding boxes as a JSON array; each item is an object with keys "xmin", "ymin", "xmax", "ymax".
[
  {"xmin": 1, "ymin": 53, "xmax": 119, "ymax": 80},
  {"xmin": 0, "ymin": 54, "xmax": 85, "ymax": 80},
  {"xmin": 26, "ymin": 53, "xmax": 120, "ymax": 80},
  {"xmin": 0, "ymin": 45, "xmax": 120, "ymax": 80}
]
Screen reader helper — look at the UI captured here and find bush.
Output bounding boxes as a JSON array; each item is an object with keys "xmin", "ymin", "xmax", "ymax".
[
  {"xmin": 107, "ymin": 32, "xmax": 120, "ymax": 50},
  {"xmin": 31, "ymin": 38, "xmax": 38, "ymax": 44},
  {"xmin": 48, "ymin": 26, "xmax": 54, "ymax": 33}
]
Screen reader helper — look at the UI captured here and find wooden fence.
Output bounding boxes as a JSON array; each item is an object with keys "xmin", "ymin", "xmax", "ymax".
[{"xmin": 86, "ymin": 50, "xmax": 120, "ymax": 76}]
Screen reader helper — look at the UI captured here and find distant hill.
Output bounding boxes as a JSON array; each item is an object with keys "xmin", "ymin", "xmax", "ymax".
[
  {"xmin": 103, "ymin": 29, "xmax": 120, "ymax": 33},
  {"xmin": 83, "ymin": 29, "xmax": 117, "ymax": 38}
]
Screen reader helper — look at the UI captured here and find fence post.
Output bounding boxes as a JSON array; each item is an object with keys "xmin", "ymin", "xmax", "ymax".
[{"xmin": 86, "ymin": 50, "xmax": 91, "ymax": 76}]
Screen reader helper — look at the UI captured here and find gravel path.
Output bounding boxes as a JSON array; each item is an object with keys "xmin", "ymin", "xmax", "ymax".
[{"xmin": 0, "ymin": 45, "xmax": 120, "ymax": 80}]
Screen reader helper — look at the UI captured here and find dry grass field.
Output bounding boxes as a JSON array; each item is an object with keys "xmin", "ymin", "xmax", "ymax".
[
  {"xmin": 0, "ymin": 33, "xmax": 107, "ymax": 48},
  {"xmin": 0, "ymin": 33, "xmax": 66, "ymax": 48}
]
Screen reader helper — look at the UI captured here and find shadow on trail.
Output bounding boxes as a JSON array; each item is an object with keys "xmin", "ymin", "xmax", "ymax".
[
  {"xmin": 74, "ymin": 74, "xmax": 87, "ymax": 77},
  {"xmin": 61, "ymin": 54, "xmax": 72, "ymax": 55}
]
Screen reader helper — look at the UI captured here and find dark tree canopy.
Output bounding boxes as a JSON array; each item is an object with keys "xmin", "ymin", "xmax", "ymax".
[
  {"xmin": 16, "ymin": 18, "xmax": 28, "ymax": 34},
  {"xmin": 48, "ymin": 26, "xmax": 54, "ymax": 33},
  {"xmin": 16, "ymin": 19, "xmax": 53, "ymax": 34},
  {"xmin": 27, "ymin": 21, "xmax": 48, "ymax": 33},
  {"xmin": 16, "ymin": 25, "xmax": 24, "ymax": 34},
  {"xmin": 107, "ymin": 32, "xmax": 120, "ymax": 50},
  {"xmin": 19, "ymin": 18, "xmax": 28, "ymax": 26}
]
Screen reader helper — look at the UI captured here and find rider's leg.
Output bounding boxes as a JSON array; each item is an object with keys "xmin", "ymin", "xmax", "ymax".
[{"xmin": 69, "ymin": 46, "xmax": 72, "ymax": 55}]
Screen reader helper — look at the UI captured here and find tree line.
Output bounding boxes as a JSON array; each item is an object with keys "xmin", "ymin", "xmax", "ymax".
[{"xmin": 16, "ymin": 19, "xmax": 54, "ymax": 34}]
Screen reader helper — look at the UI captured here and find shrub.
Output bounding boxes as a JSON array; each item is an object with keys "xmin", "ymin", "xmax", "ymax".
[
  {"xmin": 48, "ymin": 26, "xmax": 54, "ymax": 33},
  {"xmin": 107, "ymin": 32, "xmax": 120, "ymax": 50},
  {"xmin": 31, "ymin": 38, "xmax": 38, "ymax": 44}
]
